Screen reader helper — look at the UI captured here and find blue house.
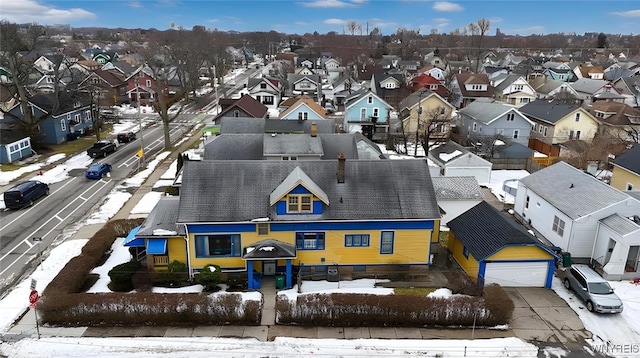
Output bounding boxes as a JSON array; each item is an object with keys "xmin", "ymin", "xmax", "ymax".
[
  {"xmin": 0, "ymin": 131, "xmax": 32, "ymax": 163},
  {"xmin": 278, "ymin": 95, "xmax": 327, "ymax": 121},
  {"xmin": 3, "ymin": 93, "xmax": 94, "ymax": 145},
  {"xmin": 343, "ymin": 90, "xmax": 393, "ymax": 141}
]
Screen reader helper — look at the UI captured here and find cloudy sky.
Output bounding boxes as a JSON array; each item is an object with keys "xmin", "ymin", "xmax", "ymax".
[{"xmin": 1, "ymin": 0, "xmax": 639, "ymax": 35}]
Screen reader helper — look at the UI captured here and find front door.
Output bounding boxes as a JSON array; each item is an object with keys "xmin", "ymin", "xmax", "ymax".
[{"xmin": 263, "ymin": 261, "xmax": 276, "ymax": 276}]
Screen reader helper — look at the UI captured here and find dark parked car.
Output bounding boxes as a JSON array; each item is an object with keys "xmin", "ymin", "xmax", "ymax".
[
  {"xmin": 87, "ymin": 141, "xmax": 117, "ymax": 158},
  {"xmin": 85, "ymin": 162, "xmax": 112, "ymax": 179},
  {"xmin": 3, "ymin": 180, "xmax": 50, "ymax": 209},
  {"xmin": 117, "ymin": 132, "xmax": 136, "ymax": 143}
]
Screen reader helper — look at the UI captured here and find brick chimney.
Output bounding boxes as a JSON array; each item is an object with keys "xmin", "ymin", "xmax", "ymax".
[
  {"xmin": 310, "ymin": 122, "xmax": 317, "ymax": 137},
  {"xmin": 337, "ymin": 153, "xmax": 345, "ymax": 183}
]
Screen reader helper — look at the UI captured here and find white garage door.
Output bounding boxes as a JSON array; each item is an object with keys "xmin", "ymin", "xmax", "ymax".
[{"xmin": 484, "ymin": 261, "xmax": 549, "ymax": 287}]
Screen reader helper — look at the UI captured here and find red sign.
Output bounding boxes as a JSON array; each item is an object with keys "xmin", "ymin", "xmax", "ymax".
[{"xmin": 29, "ymin": 290, "xmax": 39, "ymax": 307}]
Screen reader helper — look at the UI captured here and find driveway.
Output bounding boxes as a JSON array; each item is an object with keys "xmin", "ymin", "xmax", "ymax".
[{"xmin": 506, "ymin": 287, "xmax": 592, "ymax": 344}]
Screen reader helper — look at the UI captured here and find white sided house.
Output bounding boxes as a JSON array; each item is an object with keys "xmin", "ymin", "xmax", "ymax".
[
  {"xmin": 432, "ymin": 176, "xmax": 483, "ymax": 225},
  {"xmin": 514, "ymin": 161, "xmax": 640, "ymax": 280}
]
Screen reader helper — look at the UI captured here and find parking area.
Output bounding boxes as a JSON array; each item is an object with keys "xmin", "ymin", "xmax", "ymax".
[{"xmin": 506, "ymin": 287, "xmax": 592, "ymax": 344}]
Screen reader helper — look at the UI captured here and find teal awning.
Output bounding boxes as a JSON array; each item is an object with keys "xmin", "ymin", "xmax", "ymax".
[
  {"xmin": 147, "ymin": 239, "xmax": 167, "ymax": 255},
  {"xmin": 123, "ymin": 226, "xmax": 144, "ymax": 247}
]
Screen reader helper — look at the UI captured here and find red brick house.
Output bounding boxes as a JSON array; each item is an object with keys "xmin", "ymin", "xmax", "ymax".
[{"xmin": 125, "ymin": 65, "xmax": 169, "ymax": 105}]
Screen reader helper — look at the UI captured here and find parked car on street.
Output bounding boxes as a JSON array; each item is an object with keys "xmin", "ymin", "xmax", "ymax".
[
  {"xmin": 3, "ymin": 180, "xmax": 49, "ymax": 209},
  {"xmin": 85, "ymin": 162, "xmax": 112, "ymax": 179},
  {"xmin": 117, "ymin": 132, "xmax": 136, "ymax": 143},
  {"xmin": 563, "ymin": 264, "xmax": 623, "ymax": 313},
  {"xmin": 87, "ymin": 141, "xmax": 117, "ymax": 158}
]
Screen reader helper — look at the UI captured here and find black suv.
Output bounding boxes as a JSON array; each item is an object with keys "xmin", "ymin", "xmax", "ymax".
[{"xmin": 117, "ymin": 132, "xmax": 136, "ymax": 143}]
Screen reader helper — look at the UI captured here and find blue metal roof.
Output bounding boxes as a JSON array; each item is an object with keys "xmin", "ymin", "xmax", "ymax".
[{"xmin": 123, "ymin": 226, "xmax": 143, "ymax": 247}]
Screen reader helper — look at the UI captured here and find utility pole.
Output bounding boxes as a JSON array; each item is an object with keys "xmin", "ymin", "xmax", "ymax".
[
  {"xmin": 414, "ymin": 90, "xmax": 424, "ymax": 157},
  {"xmin": 134, "ymin": 77, "xmax": 145, "ymax": 166}
]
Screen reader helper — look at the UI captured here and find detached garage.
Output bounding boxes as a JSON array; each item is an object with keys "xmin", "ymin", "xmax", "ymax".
[
  {"xmin": 447, "ymin": 201, "xmax": 556, "ymax": 288},
  {"xmin": 428, "ymin": 141, "xmax": 492, "ymax": 185}
]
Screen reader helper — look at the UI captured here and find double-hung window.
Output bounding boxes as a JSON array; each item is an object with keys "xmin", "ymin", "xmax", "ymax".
[
  {"xmin": 552, "ymin": 216, "xmax": 565, "ymax": 237},
  {"xmin": 287, "ymin": 195, "xmax": 312, "ymax": 213},
  {"xmin": 296, "ymin": 232, "xmax": 325, "ymax": 250},
  {"xmin": 380, "ymin": 231, "xmax": 394, "ymax": 254},
  {"xmin": 345, "ymin": 234, "xmax": 370, "ymax": 247}
]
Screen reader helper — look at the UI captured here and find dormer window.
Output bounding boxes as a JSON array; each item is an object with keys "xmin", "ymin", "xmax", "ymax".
[
  {"xmin": 298, "ymin": 112, "xmax": 308, "ymax": 120},
  {"xmin": 287, "ymin": 194, "xmax": 312, "ymax": 213},
  {"xmin": 430, "ymin": 84, "xmax": 438, "ymax": 90}
]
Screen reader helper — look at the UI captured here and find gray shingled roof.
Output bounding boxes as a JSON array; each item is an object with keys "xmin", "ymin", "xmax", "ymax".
[
  {"xmin": 458, "ymin": 101, "xmax": 514, "ymax": 124},
  {"xmin": 203, "ymin": 134, "xmax": 264, "ymax": 160},
  {"xmin": 428, "ymin": 141, "xmax": 470, "ymax": 166},
  {"xmin": 177, "ymin": 160, "xmax": 440, "ymax": 222},
  {"xmin": 494, "ymin": 74, "xmax": 525, "ymax": 92},
  {"xmin": 447, "ymin": 201, "xmax": 542, "ymax": 261},
  {"xmin": 264, "ymin": 119, "xmax": 334, "ymax": 134},
  {"xmin": 519, "ymin": 100, "xmax": 581, "ymax": 124},
  {"xmin": 431, "ymin": 176, "xmax": 483, "ymax": 200},
  {"xmin": 519, "ymin": 161, "xmax": 630, "ymax": 220},
  {"xmin": 137, "ymin": 196, "xmax": 181, "ymax": 236},
  {"xmin": 613, "ymin": 144, "xmax": 640, "ymax": 175},
  {"xmin": 263, "ymin": 134, "xmax": 324, "ymax": 156},
  {"xmin": 570, "ymin": 78, "xmax": 608, "ymax": 94},
  {"xmin": 220, "ymin": 117, "xmax": 265, "ymax": 134},
  {"xmin": 600, "ymin": 214, "xmax": 640, "ymax": 236}
]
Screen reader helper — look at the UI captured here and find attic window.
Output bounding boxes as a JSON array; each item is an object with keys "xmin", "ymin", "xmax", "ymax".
[
  {"xmin": 257, "ymin": 223, "xmax": 269, "ymax": 235},
  {"xmin": 575, "ymin": 113, "xmax": 580, "ymax": 122},
  {"xmin": 430, "ymin": 84, "xmax": 438, "ymax": 90},
  {"xmin": 506, "ymin": 113, "xmax": 515, "ymax": 121},
  {"xmin": 287, "ymin": 194, "xmax": 312, "ymax": 213},
  {"xmin": 368, "ymin": 96, "xmax": 373, "ymax": 104}
]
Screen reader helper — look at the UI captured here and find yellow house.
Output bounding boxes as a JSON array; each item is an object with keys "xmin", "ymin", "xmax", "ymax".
[
  {"xmin": 610, "ymin": 144, "xmax": 640, "ymax": 191},
  {"xmin": 520, "ymin": 100, "xmax": 600, "ymax": 144},
  {"xmin": 129, "ymin": 159, "xmax": 441, "ymax": 290},
  {"xmin": 447, "ymin": 201, "xmax": 556, "ymax": 287},
  {"xmin": 397, "ymin": 90, "xmax": 455, "ymax": 142}
]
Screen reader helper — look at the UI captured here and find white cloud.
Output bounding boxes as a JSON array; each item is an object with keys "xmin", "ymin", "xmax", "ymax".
[
  {"xmin": 324, "ymin": 18, "xmax": 347, "ymax": 25},
  {"xmin": 610, "ymin": 9, "xmax": 640, "ymax": 17},
  {"xmin": 434, "ymin": 17, "xmax": 450, "ymax": 28},
  {"xmin": 299, "ymin": 0, "xmax": 356, "ymax": 8},
  {"xmin": 129, "ymin": 1, "xmax": 143, "ymax": 8},
  {"xmin": 508, "ymin": 25, "xmax": 546, "ymax": 35},
  {"xmin": 432, "ymin": 1, "xmax": 464, "ymax": 12},
  {"xmin": 1, "ymin": 0, "xmax": 96, "ymax": 24},
  {"xmin": 368, "ymin": 18, "xmax": 397, "ymax": 30}
]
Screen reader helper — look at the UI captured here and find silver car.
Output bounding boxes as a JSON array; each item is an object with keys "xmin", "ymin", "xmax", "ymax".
[{"xmin": 563, "ymin": 264, "xmax": 623, "ymax": 313}]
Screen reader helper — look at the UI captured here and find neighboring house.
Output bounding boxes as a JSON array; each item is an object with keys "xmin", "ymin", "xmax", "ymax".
[
  {"xmin": 206, "ymin": 125, "xmax": 383, "ymax": 161},
  {"xmin": 78, "ymin": 69, "xmax": 127, "ymax": 105},
  {"xmin": 396, "ymin": 90, "xmax": 455, "ymax": 144},
  {"xmin": 2, "ymin": 92, "xmax": 94, "ymax": 145},
  {"xmin": 588, "ymin": 101, "xmax": 640, "ymax": 142},
  {"xmin": 70, "ymin": 60, "xmax": 102, "ymax": 75},
  {"xmin": 542, "ymin": 62, "xmax": 574, "ymax": 82},
  {"xmin": 451, "ymin": 73, "xmax": 495, "ymax": 108},
  {"xmin": 247, "ymin": 76, "xmax": 283, "ymax": 111},
  {"xmin": 428, "ymin": 141, "xmax": 493, "ymax": 185},
  {"xmin": 417, "ymin": 65, "xmax": 446, "ymax": 81},
  {"xmin": 610, "ymin": 144, "xmax": 640, "ymax": 191},
  {"xmin": 342, "ymin": 90, "xmax": 393, "ymax": 141},
  {"xmin": 530, "ymin": 78, "xmax": 580, "ymax": 101},
  {"xmin": 431, "ymin": 176, "xmax": 483, "ymax": 225},
  {"xmin": 574, "ymin": 65, "xmax": 605, "ymax": 80},
  {"xmin": 448, "ymin": 200, "xmax": 556, "ymax": 288},
  {"xmin": 287, "ymin": 74, "xmax": 321, "ymax": 99},
  {"xmin": 213, "ymin": 94, "xmax": 268, "ymax": 123},
  {"xmin": 493, "ymin": 74, "xmax": 537, "ymax": 107},
  {"xmin": 408, "ymin": 74, "xmax": 450, "ymax": 98},
  {"xmin": 0, "ymin": 131, "xmax": 32, "ymax": 164},
  {"xmin": 370, "ymin": 73, "xmax": 407, "ymax": 105},
  {"xmin": 278, "ymin": 95, "xmax": 327, "ymax": 121},
  {"xmin": 513, "ymin": 161, "xmax": 640, "ymax": 280},
  {"xmin": 128, "ymin": 159, "xmax": 441, "ymax": 289},
  {"xmin": 519, "ymin": 100, "xmax": 600, "ymax": 144},
  {"xmin": 570, "ymin": 78, "xmax": 622, "ymax": 106},
  {"xmin": 326, "ymin": 72, "xmax": 363, "ymax": 106},
  {"xmin": 124, "ymin": 65, "xmax": 169, "ymax": 105},
  {"xmin": 612, "ymin": 76, "xmax": 640, "ymax": 107},
  {"xmin": 457, "ymin": 101, "xmax": 534, "ymax": 146}
]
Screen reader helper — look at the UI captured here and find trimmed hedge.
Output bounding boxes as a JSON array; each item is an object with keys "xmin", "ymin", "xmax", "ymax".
[
  {"xmin": 275, "ymin": 283, "xmax": 514, "ymax": 327},
  {"xmin": 38, "ymin": 219, "xmax": 261, "ymax": 326}
]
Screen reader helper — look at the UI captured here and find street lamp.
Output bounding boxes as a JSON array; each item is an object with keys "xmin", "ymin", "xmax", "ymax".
[{"xmin": 32, "ymin": 237, "xmax": 43, "ymax": 269}]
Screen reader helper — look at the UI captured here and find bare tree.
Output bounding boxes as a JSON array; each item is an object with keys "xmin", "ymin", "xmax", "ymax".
[
  {"xmin": 346, "ymin": 21, "xmax": 361, "ymax": 36},
  {"xmin": 467, "ymin": 18, "xmax": 490, "ymax": 72},
  {"xmin": 417, "ymin": 106, "xmax": 453, "ymax": 154}
]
